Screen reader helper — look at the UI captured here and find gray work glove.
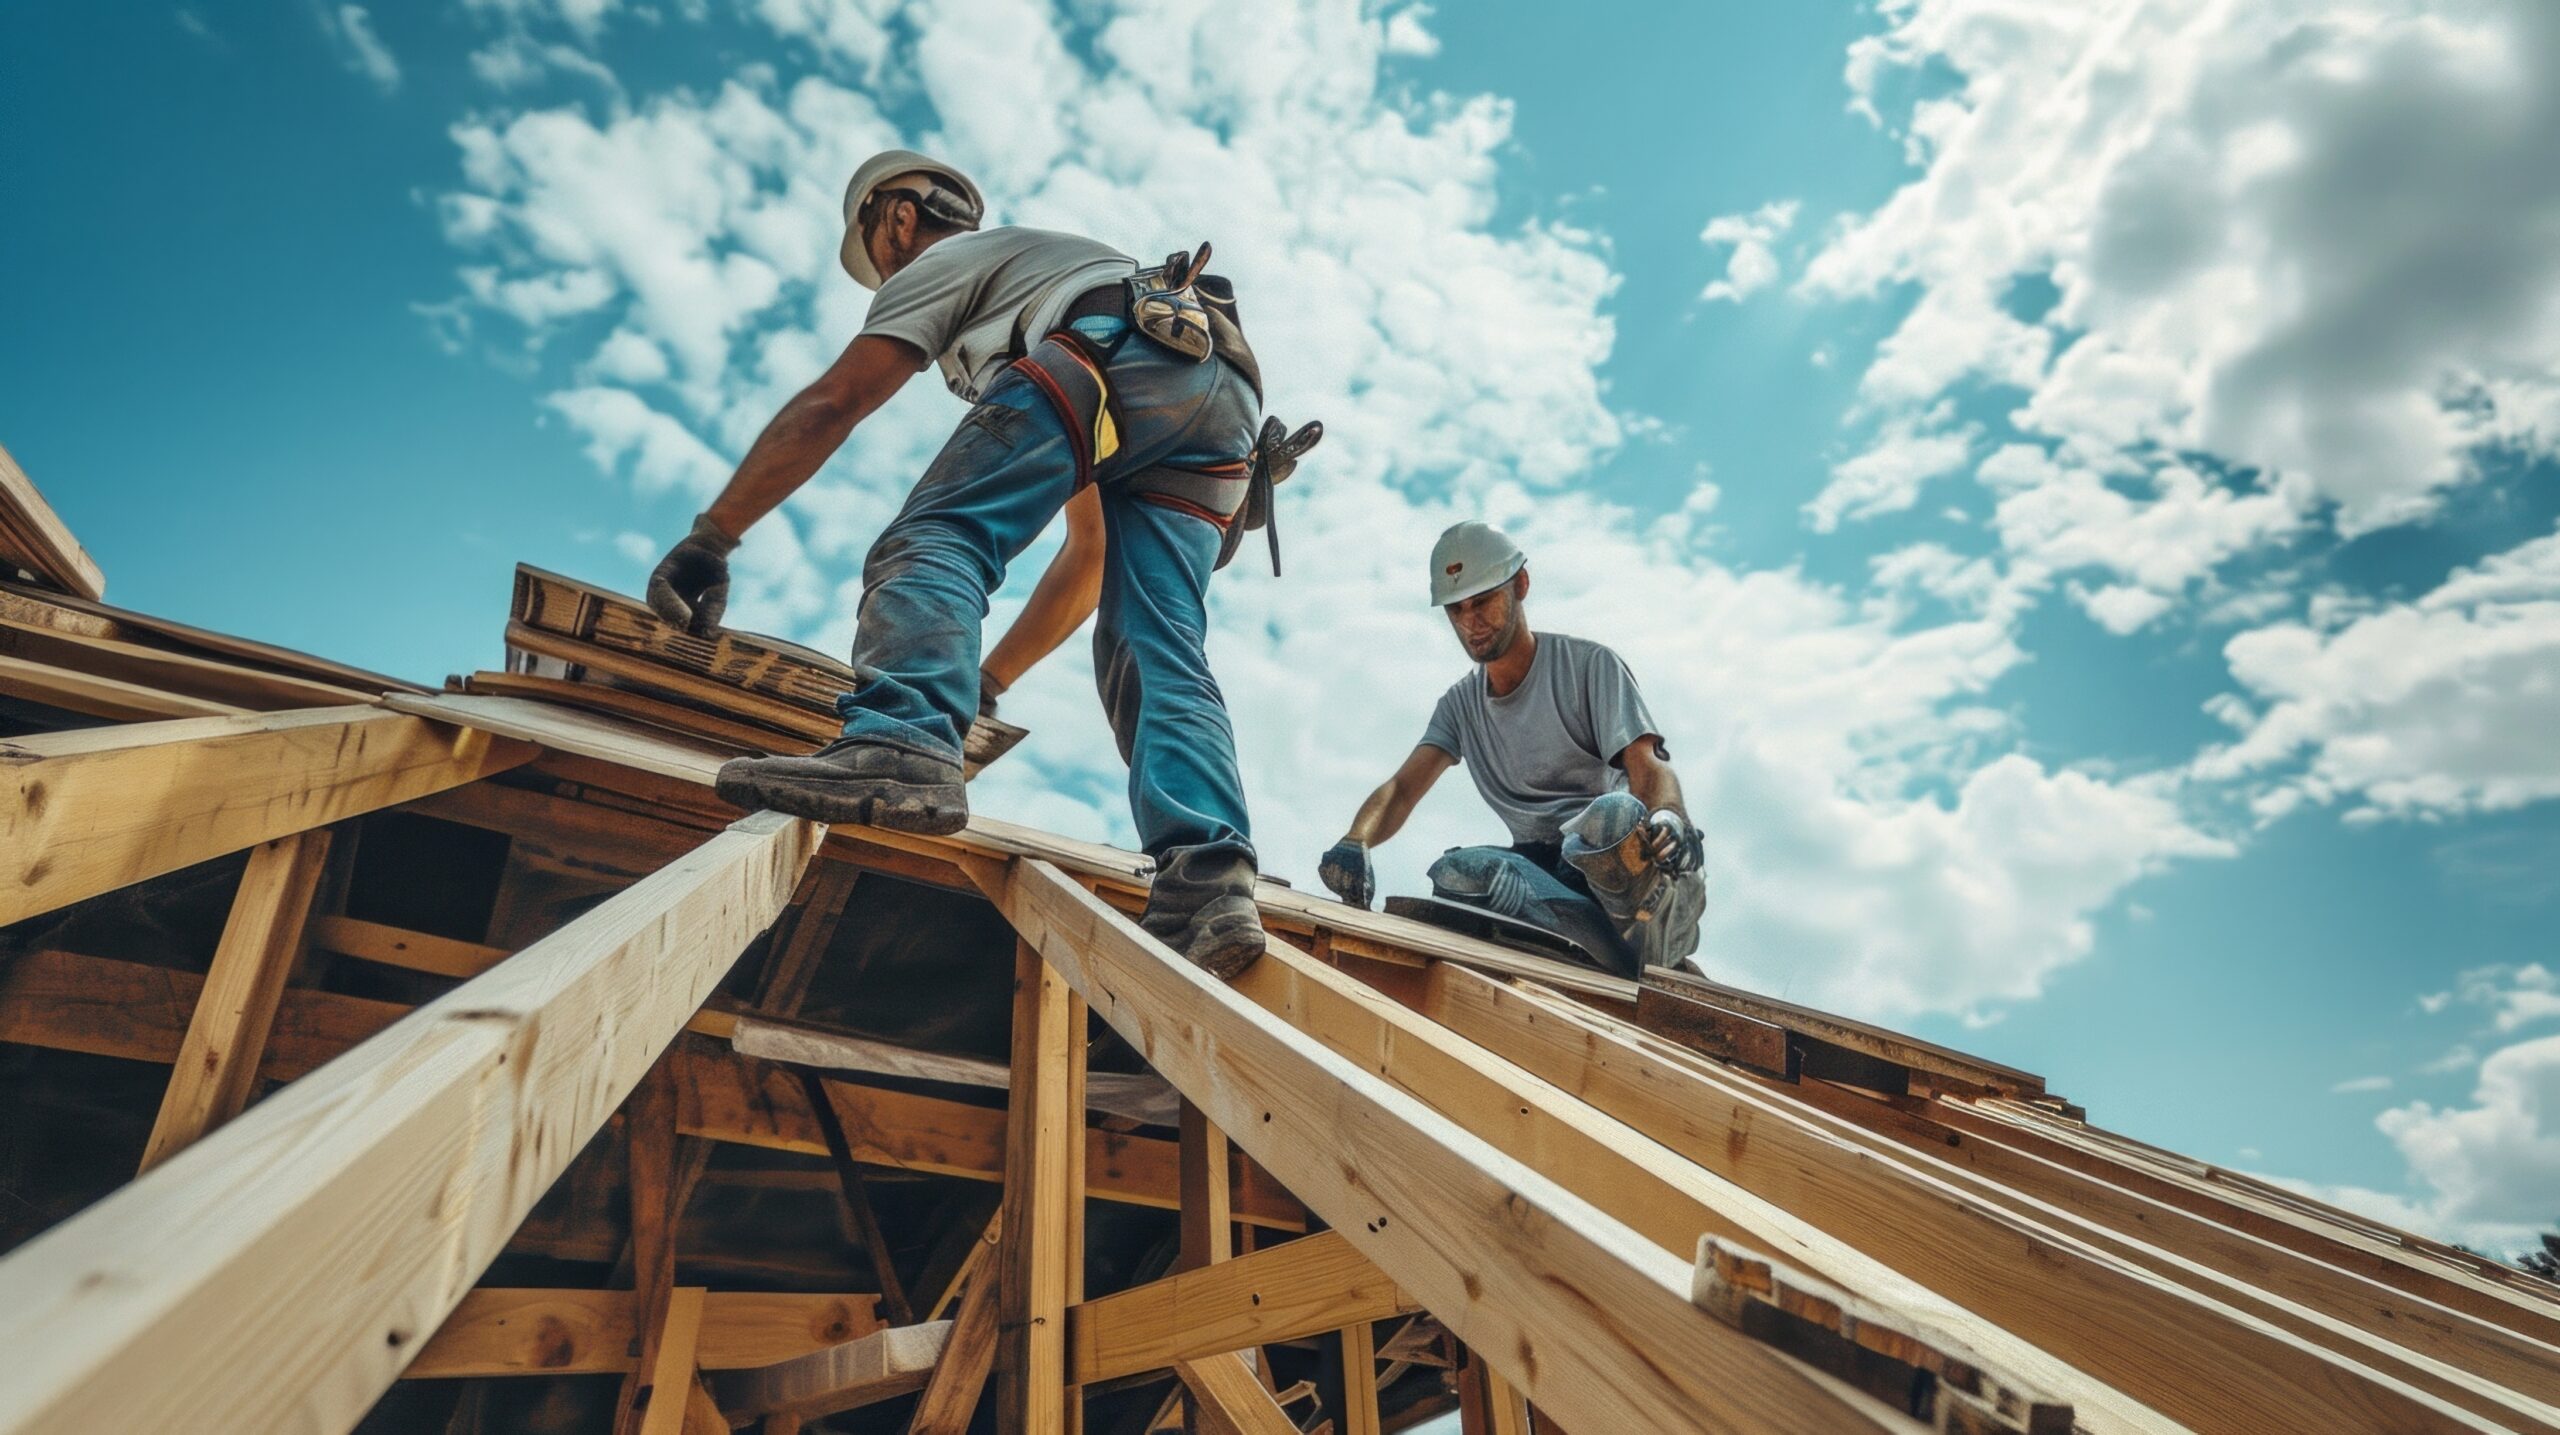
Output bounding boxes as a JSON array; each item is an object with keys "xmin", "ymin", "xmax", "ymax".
[
  {"xmin": 1318, "ymin": 839, "xmax": 1375, "ymax": 910},
  {"xmin": 646, "ymin": 513, "xmax": 739, "ymax": 637},
  {"xmin": 1643, "ymin": 810, "xmax": 1705, "ymax": 877}
]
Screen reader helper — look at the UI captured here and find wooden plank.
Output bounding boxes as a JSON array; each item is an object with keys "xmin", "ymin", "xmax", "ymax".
[
  {"xmin": 637, "ymin": 1287, "xmax": 709, "ymax": 1435},
  {"xmin": 308, "ymin": 915, "xmax": 739, "ymax": 1041},
  {"xmin": 975, "ymin": 855, "xmax": 1932, "ymax": 1435},
  {"xmin": 1338, "ymin": 1321, "xmax": 1382, "ymax": 1435},
  {"xmin": 910, "ymin": 1260, "xmax": 1002, "ymax": 1435},
  {"xmin": 917, "ymin": 1196, "xmax": 1004, "ymax": 1322},
  {"xmin": 1631, "ymin": 982, "xmax": 1795, "ymax": 1079},
  {"xmin": 756, "ymin": 863, "xmax": 862, "ymax": 1017},
  {"xmin": 0, "ymin": 612, "xmax": 374, "ymax": 712},
  {"xmin": 407, "ymin": 1290, "xmax": 885, "ymax": 1376},
  {"xmin": 0, "ymin": 810, "xmax": 819, "ymax": 1433},
  {"xmin": 1640, "ymin": 968, "xmax": 2042, "ymax": 1097},
  {"xmin": 1771, "ymin": 1077, "xmax": 2560, "ymax": 1404},
  {"xmin": 1063, "ymin": 990, "xmax": 1089, "ymax": 1435},
  {"xmin": 137, "ymin": 830, "xmax": 334, "ymax": 1172},
  {"xmin": 466, "ymin": 667, "xmax": 800, "ymax": 755},
  {"xmin": 0, "ymin": 439, "xmax": 104, "ymax": 599},
  {"xmin": 0, "ymin": 650, "xmax": 239, "ymax": 722},
  {"xmin": 0, "ymin": 704, "xmax": 534, "ymax": 927},
  {"xmin": 506, "ymin": 619, "xmax": 836, "ymax": 742},
  {"xmin": 718, "ymin": 1320, "xmax": 949, "ymax": 1422},
  {"xmin": 0, "ymin": 578, "xmax": 421, "ymax": 696},
  {"xmin": 1457, "ymin": 1347, "xmax": 1529, "ymax": 1435},
  {"xmin": 800, "ymin": 1070, "xmax": 917, "ymax": 1327},
  {"xmin": 998, "ymin": 938, "xmax": 1076, "ymax": 1435},
  {"xmin": 616, "ymin": 1065, "xmax": 684, "ymax": 1435},
  {"xmin": 1178, "ymin": 1351, "xmax": 1297, "ymax": 1435},
  {"xmin": 734, "ymin": 1015, "xmax": 1178, "ymax": 1126},
  {"xmin": 1067, "ymin": 1231, "xmax": 1415, "ymax": 1385},
  {"xmin": 0, "ymin": 947, "xmax": 408, "ymax": 1080},
  {"xmin": 1429, "ymin": 969, "xmax": 2541, "ymax": 1434},
  {"xmin": 1179, "ymin": 1101, "xmax": 1234, "ymax": 1270},
  {"xmin": 1693, "ymin": 1239, "xmax": 2070, "ymax": 1434}
]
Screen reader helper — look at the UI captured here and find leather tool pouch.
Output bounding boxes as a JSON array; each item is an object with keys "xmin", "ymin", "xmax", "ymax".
[{"xmin": 1128, "ymin": 242, "xmax": 1217, "ymax": 363}]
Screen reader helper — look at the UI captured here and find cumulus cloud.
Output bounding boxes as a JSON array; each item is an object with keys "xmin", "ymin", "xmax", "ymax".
[
  {"xmin": 2194, "ymin": 521, "xmax": 2560, "ymax": 822},
  {"xmin": 2369, "ymin": 1035, "xmax": 2560, "ymax": 1250},
  {"xmin": 1699, "ymin": 200, "xmax": 1798, "ymax": 303},
  {"xmin": 1806, "ymin": 405, "xmax": 1975, "ymax": 532},
  {"xmin": 431, "ymin": 0, "xmax": 2220, "ymax": 1021},
  {"xmin": 322, "ymin": 5, "xmax": 402, "ymax": 94},
  {"xmin": 1803, "ymin": 0, "xmax": 2560, "ymax": 544}
]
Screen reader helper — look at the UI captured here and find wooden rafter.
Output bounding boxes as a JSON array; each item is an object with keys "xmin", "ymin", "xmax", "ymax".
[
  {"xmin": 0, "ymin": 809, "xmax": 818, "ymax": 1432},
  {"xmin": 136, "ymin": 828, "xmax": 334, "ymax": 1171},
  {"xmin": 0, "ymin": 704, "xmax": 533, "ymax": 927},
  {"xmin": 997, "ymin": 937, "xmax": 1078, "ymax": 1435},
  {"xmin": 1066, "ymin": 1230, "xmax": 1414, "ymax": 1386},
  {"xmin": 969, "ymin": 854, "xmax": 1934, "ymax": 1435},
  {"xmin": 406, "ymin": 1289, "xmax": 885, "ymax": 1377},
  {"xmin": 0, "ymin": 439, "xmax": 104, "ymax": 599}
]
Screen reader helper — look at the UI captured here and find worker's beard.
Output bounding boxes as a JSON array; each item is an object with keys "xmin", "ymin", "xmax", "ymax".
[{"xmin": 1459, "ymin": 598, "xmax": 1524, "ymax": 663}]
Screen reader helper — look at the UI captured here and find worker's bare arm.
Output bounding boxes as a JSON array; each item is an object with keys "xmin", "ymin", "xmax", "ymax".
[
  {"xmin": 704, "ymin": 335, "xmax": 927, "ymax": 538},
  {"xmin": 1342, "ymin": 745, "xmax": 1458, "ymax": 848},
  {"xmin": 1618, "ymin": 735, "xmax": 1687, "ymax": 820},
  {"xmin": 979, "ymin": 485, "xmax": 1105, "ymax": 702}
]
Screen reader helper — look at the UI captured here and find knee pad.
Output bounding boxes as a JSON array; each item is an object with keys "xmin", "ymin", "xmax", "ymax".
[
  {"xmin": 1561, "ymin": 792, "xmax": 1647, "ymax": 851},
  {"xmin": 1426, "ymin": 847, "xmax": 1538, "ymax": 918}
]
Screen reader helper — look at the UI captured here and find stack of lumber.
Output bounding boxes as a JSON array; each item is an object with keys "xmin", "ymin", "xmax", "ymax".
[
  {"xmin": 0, "ymin": 441, "xmax": 102, "ymax": 601},
  {"xmin": 472, "ymin": 564, "xmax": 1026, "ymax": 773},
  {"xmin": 0, "ymin": 581, "xmax": 415, "ymax": 724}
]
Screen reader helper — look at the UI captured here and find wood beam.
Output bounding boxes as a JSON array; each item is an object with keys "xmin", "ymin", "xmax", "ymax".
[
  {"xmin": 717, "ymin": 1320, "xmax": 949, "ymax": 1424},
  {"xmin": 1177, "ymin": 1351, "xmax": 1297, "ymax": 1435},
  {"xmin": 0, "ymin": 705, "xmax": 533, "ymax": 927},
  {"xmin": 0, "ymin": 810, "xmax": 819, "ymax": 1433},
  {"xmin": 1179, "ymin": 1101, "xmax": 1233, "ymax": 1270},
  {"xmin": 407, "ymin": 1290, "xmax": 885, "ymax": 1377},
  {"xmin": 636, "ymin": 1286, "xmax": 708, "ymax": 1435},
  {"xmin": 136, "ymin": 829, "xmax": 334, "ymax": 1172},
  {"xmin": 909, "ymin": 1261, "xmax": 1001, "ymax": 1435},
  {"xmin": 800, "ymin": 1070, "xmax": 916, "ymax": 1327},
  {"xmin": 1425, "ymin": 968, "xmax": 2537, "ymax": 1435},
  {"xmin": 972, "ymin": 855, "xmax": 1930, "ymax": 1435},
  {"xmin": 1338, "ymin": 1321, "xmax": 1382, "ymax": 1435},
  {"xmin": 1066, "ymin": 1230, "xmax": 1415, "ymax": 1386},
  {"xmin": 615, "ymin": 1065, "xmax": 684, "ymax": 1435},
  {"xmin": 997, "ymin": 938, "xmax": 1076, "ymax": 1435},
  {"xmin": 0, "ymin": 439, "xmax": 104, "ymax": 599},
  {"xmin": 0, "ymin": 650, "xmax": 239, "ymax": 722}
]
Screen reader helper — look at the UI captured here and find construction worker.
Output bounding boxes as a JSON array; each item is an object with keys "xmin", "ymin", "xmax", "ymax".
[
  {"xmin": 645, "ymin": 149, "xmax": 1307, "ymax": 979},
  {"xmin": 1316, "ymin": 521, "xmax": 1706, "ymax": 975}
]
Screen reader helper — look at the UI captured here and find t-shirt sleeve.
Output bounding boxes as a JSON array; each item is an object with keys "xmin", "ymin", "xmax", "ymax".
[
  {"xmin": 1585, "ymin": 646, "xmax": 1660, "ymax": 765},
  {"xmin": 856, "ymin": 245, "xmax": 978, "ymax": 363},
  {"xmin": 1419, "ymin": 687, "xmax": 1466, "ymax": 761}
]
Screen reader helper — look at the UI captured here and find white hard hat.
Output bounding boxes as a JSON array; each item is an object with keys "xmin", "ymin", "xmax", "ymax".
[
  {"xmin": 1429, "ymin": 521, "xmax": 1526, "ymax": 607},
  {"xmin": 840, "ymin": 149, "xmax": 985, "ymax": 290}
]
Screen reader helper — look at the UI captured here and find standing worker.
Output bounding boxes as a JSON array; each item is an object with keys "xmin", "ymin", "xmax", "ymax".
[
  {"xmin": 1317, "ymin": 521, "xmax": 1706, "ymax": 975},
  {"xmin": 643, "ymin": 149, "xmax": 1314, "ymax": 979}
]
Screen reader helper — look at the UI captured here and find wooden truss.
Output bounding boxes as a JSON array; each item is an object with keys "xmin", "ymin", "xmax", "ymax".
[{"xmin": 4, "ymin": 473, "xmax": 2560, "ymax": 1434}]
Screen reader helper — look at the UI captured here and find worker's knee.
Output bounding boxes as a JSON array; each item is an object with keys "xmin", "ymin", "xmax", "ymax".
[
  {"xmin": 1427, "ymin": 846, "xmax": 1540, "ymax": 918},
  {"xmin": 1562, "ymin": 791, "xmax": 1647, "ymax": 851}
]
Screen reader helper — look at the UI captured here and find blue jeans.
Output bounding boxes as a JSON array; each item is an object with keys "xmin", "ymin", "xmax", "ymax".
[
  {"xmin": 835, "ymin": 318, "xmax": 1257, "ymax": 862},
  {"xmin": 1427, "ymin": 793, "xmax": 1705, "ymax": 974}
]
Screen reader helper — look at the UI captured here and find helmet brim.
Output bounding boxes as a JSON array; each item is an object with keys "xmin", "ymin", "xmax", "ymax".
[{"xmin": 1430, "ymin": 555, "xmax": 1526, "ymax": 608}]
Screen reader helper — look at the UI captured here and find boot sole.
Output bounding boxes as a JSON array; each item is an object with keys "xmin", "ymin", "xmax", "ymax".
[
  {"xmin": 714, "ymin": 766, "xmax": 969, "ymax": 836},
  {"xmin": 1183, "ymin": 912, "xmax": 1267, "ymax": 981}
]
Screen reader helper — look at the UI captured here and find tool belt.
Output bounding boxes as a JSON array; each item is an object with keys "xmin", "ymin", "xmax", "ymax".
[{"xmin": 1006, "ymin": 259, "xmax": 1315, "ymax": 573}]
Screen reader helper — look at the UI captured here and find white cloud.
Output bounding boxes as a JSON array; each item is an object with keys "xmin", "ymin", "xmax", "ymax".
[
  {"xmin": 2425, "ymin": 964, "xmax": 2560, "ymax": 1038},
  {"xmin": 1699, "ymin": 199, "xmax": 1798, "ymax": 304},
  {"xmin": 2194, "ymin": 521, "xmax": 2560, "ymax": 821},
  {"xmin": 1788, "ymin": 0, "xmax": 2560, "ymax": 609},
  {"xmin": 1806, "ymin": 405, "xmax": 1975, "ymax": 531},
  {"xmin": 2331, "ymin": 1075, "xmax": 2393, "ymax": 1095},
  {"xmin": 2371, "ymin": 1034, "xmax": 2560, "ymax": 1249},
  {"xmin": 324, "ymin": 5, "xmax": 401, "ymax": 94},
  {"xmin": 431, "ymin": 0, "xmax": 2222, "ymax": 1022}
]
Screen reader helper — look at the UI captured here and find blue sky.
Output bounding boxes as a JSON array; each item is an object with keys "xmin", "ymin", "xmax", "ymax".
[{"xmin": 6, "ymin": 1, "xmax": 2559, "ymax": 1256}]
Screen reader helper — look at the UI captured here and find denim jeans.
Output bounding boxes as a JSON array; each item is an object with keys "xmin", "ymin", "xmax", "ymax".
[
  {"xmin": 835, "ymin": 317, "xmax": 1257, "ymax": 863},
  {"xmin": 1426, "ymin": 793, "xmax": 1705, "ymax": 974}
]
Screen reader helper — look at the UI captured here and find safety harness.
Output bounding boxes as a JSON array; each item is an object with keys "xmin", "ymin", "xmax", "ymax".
[{"xmin": 1004, "ymin": 245, "xmax": 1321, "ymax": 573}]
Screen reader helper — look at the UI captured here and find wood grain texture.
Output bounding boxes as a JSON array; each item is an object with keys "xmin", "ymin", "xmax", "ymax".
[
  {"xmin": 717, "ymin": 1319, "xmax": 948, "ymax": 1421},
  {"xmin": 137, "ymin": 830, "xmax": 334, "ymax": 1171},
  {"xmin": 407, "ymin": 1290, "xmax": 885, "ymax": 1377},
  {"xmin": 0, "ymin": 811, "xmax": 818, "ymax": 1434},
  {"xmin": 0, "ymin": 704, "xmax": 534, "ymax": 926},
  {"xmin": 1066, "ymin": 1231, "xmax": 1415, "ymax": 1385},
  {"xmin": 973, "ymin": 855, "xmax": 1933, "ymax": 1435},
  {"xmin": 997, "ymin": 938, "xmax": 1075, "ymax": 1435},
  {"xmin": 0, "ymin": 439, "xmax": 104, "ymax": 599},
  {"xmin": 910, "ymin": 1262, "xmax": 1002, "ymax": 1435},
  {"xmin": 1177, "ymin": 1352, "xmax": 1297, "ymax": 1435}
]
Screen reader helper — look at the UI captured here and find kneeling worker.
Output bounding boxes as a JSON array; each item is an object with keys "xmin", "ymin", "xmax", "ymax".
[
  {"xmin": 1317, "ymin": 521, "xmax": 1705, "ymax": 975},
  {"xmin": 643, "ymin": 149, "xmax": 1306, "ymax": 979}
]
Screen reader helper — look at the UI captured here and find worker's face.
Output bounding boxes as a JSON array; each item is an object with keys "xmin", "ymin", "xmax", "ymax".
[{"xmin": 1446, "ymin": 571, "xmax": 1527, "ymax": 663}]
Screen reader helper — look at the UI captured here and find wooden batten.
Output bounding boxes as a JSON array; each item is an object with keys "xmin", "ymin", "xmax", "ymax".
[{"xmin": 0, "ymin": 440, "xmax": 104, "ymax": 599}]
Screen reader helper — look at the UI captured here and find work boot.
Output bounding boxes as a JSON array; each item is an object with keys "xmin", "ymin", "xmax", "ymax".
[
  {"xmin": 714, "ymin": 735, "xmax": 967, "ymax": 835},
  {"xmin": 1140, "ymin": 845, "xmax": 1266, "ymax": 980}
]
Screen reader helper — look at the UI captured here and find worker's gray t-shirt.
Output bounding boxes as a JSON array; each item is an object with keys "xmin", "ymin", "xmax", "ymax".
[
  {"xmin": 857, "ymin": 226, "xmax": 1136, "ymax": 402},
  {"xmin": 1420, "ymin": 633, "xmax": 1660, "ymax": 846}
]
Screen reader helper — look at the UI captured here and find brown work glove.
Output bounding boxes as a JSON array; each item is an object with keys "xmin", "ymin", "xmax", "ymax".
[{"xmin": 646, "ymin": 514, "xmax": 738, "ymax": 638}]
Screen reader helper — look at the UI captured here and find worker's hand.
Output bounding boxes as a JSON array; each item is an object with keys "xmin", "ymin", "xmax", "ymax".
[
  {"xmin": 646, "ymin": 514, "xmax": 739, "ymax": 638},
  {"xmin": 1318, "ymin": 839, "xmax": 1375, "ymax": 910},
  {"xmin": 1643, "ymin": 810, "xmax": 1705, "ymax": 876}
]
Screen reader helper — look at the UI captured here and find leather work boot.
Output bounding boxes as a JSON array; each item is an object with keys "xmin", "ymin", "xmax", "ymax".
[
  {"xmin": 1140, "ymin": 845, "xmax": 1266, "ymax": 980},
  {"xmin": 714, "ymin": 735, "xmax": 967, "ymax": 835}
]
